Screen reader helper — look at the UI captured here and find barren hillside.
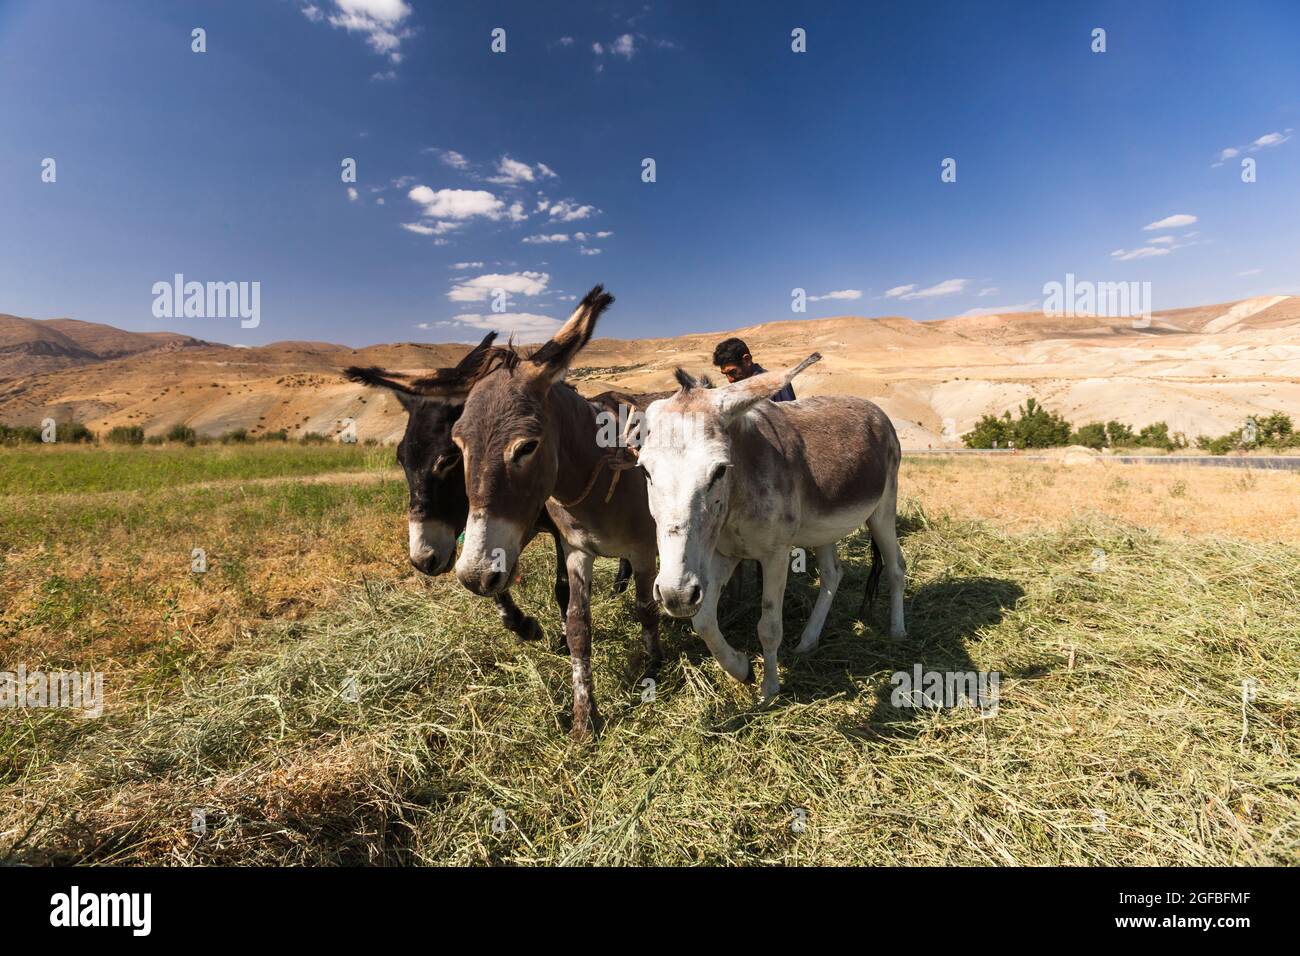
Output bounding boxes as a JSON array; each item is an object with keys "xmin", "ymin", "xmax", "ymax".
[{"xmin": 2, "ymin": 296, "xmax": 1298, "ymax": 447}]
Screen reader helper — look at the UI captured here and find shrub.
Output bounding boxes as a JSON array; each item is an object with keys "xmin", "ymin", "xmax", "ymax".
[
  {"xmin": 258, "ymin": 430, "xmax": 289, "ymax": 442},
  {"xmin": 0, "ymin": 424, "xmax": 43, "ymax": 445},
  {"xmin": 1194, "ymin": 412, "xmax": 1298, "ymax": 454},
  {"xmin": 106, "ymin": 425, "xmax": 145, "ymax": 445},
  {"xmin": 219, "ymin": 429, "xmax": 250, "ymax": 444},
  {"xmin": 60, "ymin": 421, "xmax": 96, "ymax": 443},
  {"xmin": 1105, "ymin": 420, "xmax": 1135, "ymax": 447},
  {"xmin": 1069, "ymin": 421, "xmax": 1107, "ymax": 450},
  {"xmin": 1008, "ymin": 399, "xmax": 1071, "ymax": 448},
  {"xmin": 962, "ymin": 412, "xmax": 1012, "ymax": 449},
  {"xmin": 166, "ymin": 424, "xmax": 198, "ymax": 445},
  {"xmin": 1135, "ymin": 421, "xmax": 1176, "ymax": 452}
]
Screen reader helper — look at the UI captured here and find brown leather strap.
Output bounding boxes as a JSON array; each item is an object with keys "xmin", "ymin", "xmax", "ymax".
[{"xmin": 550, "ymin": 450, "xmax": 639, "ymax": 509}]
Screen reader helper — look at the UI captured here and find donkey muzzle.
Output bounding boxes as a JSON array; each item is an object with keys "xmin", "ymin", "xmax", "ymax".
[{"xmin": 654, "ymin": 575, "xmax": 704, "ymax": 618}]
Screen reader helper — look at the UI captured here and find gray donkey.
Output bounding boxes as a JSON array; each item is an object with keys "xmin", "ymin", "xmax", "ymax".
[
  {"xmin": 635, "ymin": 353, "xmax": 906, "ymax": 700},
  {"xmin": 379, "ymin": 287, "xmax": 660, "ymax": 740}
]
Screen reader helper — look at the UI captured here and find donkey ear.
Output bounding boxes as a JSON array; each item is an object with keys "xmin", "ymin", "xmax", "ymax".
[
  {"xmin": 343, "ymin": 332, "xmax": 499, "ymax": 405},
  {"xmin": 527, "ymin": 285, "xmax": 614, "ymax": 386},
  {"xmin": 711, "ymin": 352, "xmax": 821, "ymax": 424}
]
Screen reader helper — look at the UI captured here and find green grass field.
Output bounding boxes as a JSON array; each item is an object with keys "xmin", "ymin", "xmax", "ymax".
[
  {"xmin": 1, "ymin": 445, "xmax": 1297, "ymax": 865},
  {"xmin": 0, "ymin": 442, "xmax": 393, "ymax": 495}
]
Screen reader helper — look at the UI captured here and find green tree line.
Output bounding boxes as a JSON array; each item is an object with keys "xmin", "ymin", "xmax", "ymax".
[{"xmin": 961, "ymin": 399, "xmax": 1298, "ymax": 454}]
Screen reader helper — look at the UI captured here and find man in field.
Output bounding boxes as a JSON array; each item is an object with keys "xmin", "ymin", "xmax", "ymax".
[{"xmin": 712, "ymin": 337, "xmax": 797, "ymax": 402}]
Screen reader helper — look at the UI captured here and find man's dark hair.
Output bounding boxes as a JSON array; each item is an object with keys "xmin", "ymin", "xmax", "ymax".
[{"xmin": 712, "ymin": 337, "xmax": 750, "ymax": 367}]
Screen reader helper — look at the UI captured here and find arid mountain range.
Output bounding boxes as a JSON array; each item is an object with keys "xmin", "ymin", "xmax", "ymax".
[{"xmin": 2, "ymin": 296, "xmax": 1298, "ymax": 447}]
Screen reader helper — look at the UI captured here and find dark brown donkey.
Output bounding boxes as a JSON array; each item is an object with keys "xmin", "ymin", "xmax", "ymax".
[
  {"xmin": 344, "ymin": 336, "xmax": 629, "ymax": 643},
  {"xmin": 382, "ymin": 286, "xmax": 659, "ymax": 739}
]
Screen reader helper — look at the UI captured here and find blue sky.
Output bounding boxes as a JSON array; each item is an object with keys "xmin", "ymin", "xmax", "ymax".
[{"xmin": 1, "ymin": 0, "xmax": 1298, "ymax": 347}]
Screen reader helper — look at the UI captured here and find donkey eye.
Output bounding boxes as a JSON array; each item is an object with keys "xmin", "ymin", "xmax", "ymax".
[
  {"xmin": 432, "ymin": 451, "xmax": 461, "ymax": 477},
  {"xmin": 511, "ymin": 438, "xmax": 540, "ymax": 463},
  {"xmin": 707, "ymin": 464, "xmax": 728, "ymax": 488}
]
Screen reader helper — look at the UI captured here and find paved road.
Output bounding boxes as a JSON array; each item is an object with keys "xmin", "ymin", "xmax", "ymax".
[{"xmin": 904, "ymin": 450, "xmax": 1300, "ymax": 470}]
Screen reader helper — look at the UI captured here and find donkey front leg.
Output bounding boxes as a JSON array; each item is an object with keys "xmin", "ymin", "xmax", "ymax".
[
  {"xmin": 794, "ymin": 544, "xmax": 842, "ymax": 655},
  {"xmin": 493, "ymin": 590, "xmax": 542, "ymax": 642},
  {"xmin": 691, "ymin": 553, "xmax": 752, "ymax": 684},
  {"xmin": 757, "ymin": 551, "xmax": 791, "ymax": 699},
  {"xmin": 632, "ymin": 558, "xmax": 662, "ymax": 675},
  {"xmin": 563, "ymin": 547, "xmax": 599, "ymax": 740}
]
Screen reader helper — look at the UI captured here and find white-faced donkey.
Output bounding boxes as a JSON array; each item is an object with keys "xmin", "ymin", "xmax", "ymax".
[{"xmin": 635, "ymin": 353, "xmax": 906, "ymax": 699}]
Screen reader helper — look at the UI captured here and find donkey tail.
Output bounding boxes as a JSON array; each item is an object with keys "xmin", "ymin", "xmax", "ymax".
[{"xmin": 856, "ymin": 536, "xmax": 883, "ymax": 620}]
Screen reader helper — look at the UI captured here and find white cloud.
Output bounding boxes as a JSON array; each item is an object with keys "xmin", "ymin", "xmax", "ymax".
[
  {"xmin": 1236, "ymin": 268, "xmax": 1263, "ymax": 277},
  {"xmin": 522, "ymin": 233, "xmax": 569, "ymax": 244},
  {"xmin": 447, "ymin": 312, "xmax": 563, "ymax": 343},
  {"xmin": 593, "ymin": 33, "xmax": 637, "ymax": 60},
  {"xmin": 959, "ymin": 301, "xmax": 1039, "ymax": 317},
  {"xmin": 346, "ymin": 187, "xmax": 358, "ymax": 202},
  {"xmin": 1250, "ymin": 131, "xmax": 1288, "ymax": 150},
  {"xmin": 572, "ymin": 231, "xmax": 612, "ymax": 241},
  {"xmin": 548, "ymin": 200, "xmax": 596, "ymax": 221},
  {"xmin": 488, "ymin": 155, "xmax": 541, "ymax": 184},
  {"xmin": 888, "ymin": 278, "xmax": 967, "ymax": 300},
  {"xmin": 309, "ymin": 0, "xmax": 414, "ymax": 64},
  {"xmin": 430, "ymin": 148, "xmax": 469, "ymax": 170},
  {"xmin": 1213, "ymin": 132, "xmax": 1289, "ymax": 166},
  {"xmin": 808, "ymin": 289, "xmax": 863, "ymax": 302},
  {"xmin": 375, "ymin": 197, "xmax": 385, "ymax": 205},
  {"xmin": 1145, "ymin": 235, "xmax": 1175, "ymax": 245},
  {"xmin": 579, "ymin": 247, "xmax": 602, "ymax": 256},
  {"xmin": 451, "ymin": 261, "xmax": 484, "ymax": 270},
  {"xmin": 401, "ymin": 221, "xmax": 459, "ymax": 237},
  {"xmin": 1110, "ymin": 246, "xmax": 1170, "ymax": 261},
  {"xmin": 448, "ymin": 271, "xmax": 551, "ymax": 303},
  {"xmin": 370, "ymin": 69, "xmax": 397, "ymax": 81},
  {"xmin": 976, "ymin": 287, "xmax": 998, "ymax": 297},
  {"xmin": 1142, "ymin": 214, "xmax": 1197, "ymax": 231},
  {"xmin": 557, "ymin": 36, "xmax": 574, "ymax": 46},
  {"xmin": 408, "ymin": 186, "xmax": 506, "ymax": 221}
]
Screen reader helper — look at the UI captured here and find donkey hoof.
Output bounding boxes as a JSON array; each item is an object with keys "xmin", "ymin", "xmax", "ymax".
[
  {"xmin": 568, "ymin": 709, "xmax": 602, "ymax": 742},
  {"xmin": 743, "ymin": 659, "xmax": 756, "ymax": 684},
  {"xmin": 792, "ymin": 637, "xmax": 819, "ymax": 655},
  {"xmin": 518, "ymin": 617, "xmax": 543, "ymax": 642}
]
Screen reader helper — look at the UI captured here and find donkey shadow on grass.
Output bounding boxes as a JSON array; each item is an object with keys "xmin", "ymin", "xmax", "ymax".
[{"xmin": 637, "ymin": 516, "xmax": 1032, "ymax": 737}]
